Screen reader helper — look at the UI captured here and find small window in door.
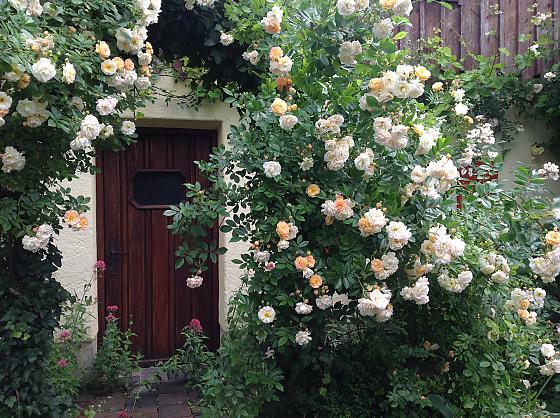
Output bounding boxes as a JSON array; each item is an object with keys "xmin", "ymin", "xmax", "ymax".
[{"xmin": 131, "ymin": 169, "xmax": 186, "ymax": 209}]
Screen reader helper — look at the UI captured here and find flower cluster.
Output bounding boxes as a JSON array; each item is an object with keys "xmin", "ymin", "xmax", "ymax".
[
  {"xmin": 407, "ymin": 156, "xmax": 460, "ymax": 200},
  {"xmin": 358, "ymin": 207, "xmax": 387, "ymax": 237},
  {"xmin": 184, "ymin": 0, "xmax": 216, "ymax": 10},
  {"xmin": 9, "ymin": 0, "xmax": 44, "ymax": 16},
  {"xmin": 1, "ymin": 146, "xmax": 26, "ymax": 173},
  {"xmin": 261, "ymin": 5, "xmax": 283, "ymax": 35},
  {"xmin": 420, "ymin": 225, "xmax": 465, "ymax": 264},
  {"xmin": 321, "ymin": 195, "xmax": 355, "ymax": 221},
  {"xmin": 535, "ymin": 162, "xmax": 560, "ymax": 181},
  {"xmin": 63, "ymin": 210, "xmax": 89, "ymax": 231},
  {"xmin": 357, "ymin": 287, "xmax": 393, "ymax": 321},
  {"xmin": 336, "ymin": 0, "xmax": 370, "ymax": 16},
  {"xmin": 504, "ymin": 287, "xmax": 546, "ymax": 326},
  {"xmin": 22, "ymin": 224, "xmax": 54, "ymax": 253},
  {"xmin": 412, "ymin": 124, "xmax": 440, "ymax": 156},
  {"xmin": 373, "ymin": 117, "xmax": 409, "ymax": 150},
  {"xmin": 450, "ymin": 87, "xmax": 470, "ymax": 116},
  {"xmin": 480, "ymin": 253, "xmax": 510, "ymax": 284},
  {"xmin": 367, "ymin": 65, "xmax": 429, "ymax": 104},
  {"xmin": 437, "ymin": 270, "xmax": 473, "ymax": 293},
  {"xmin": 338, "ymin": 41, "xmax": 362, "ymax": 65},
  {"xmin": 16, "ymin": 98, "xmax": 48, "ymax": 128},
  {"xmin": 539, "ymin": 344, "xmax": 560, "ymax": 376},
  {"xmin": 324, "ymin": 136, "xmax": 355, "ymax": 170},
  {"xmin": 276, "ymin": 221, "xmax": 299, "ymax": 250},
  {"xmin": 354, "ymin": 147, "xmax": 376, "ymax": 177},
  {"xmin": 370, "ymin": 252, "xmax": 399, "ymax": 280},
  {"xmin": 400, "ymin": 276, "xmax": 430, "ymax": 305},
  {"xmin": 379, "ymin": 0, "xmax": 413, "ymax": 16}
]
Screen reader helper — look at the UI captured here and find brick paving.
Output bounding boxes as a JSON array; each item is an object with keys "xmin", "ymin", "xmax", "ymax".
[{"xmin": 76, "ymin": 369, "xmax": 200, "ymax": 418}]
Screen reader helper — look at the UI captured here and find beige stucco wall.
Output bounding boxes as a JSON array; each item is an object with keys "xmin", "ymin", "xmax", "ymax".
[{"xmin": 54, "ymin": 76, "xmax": 558, "ymax": 365}]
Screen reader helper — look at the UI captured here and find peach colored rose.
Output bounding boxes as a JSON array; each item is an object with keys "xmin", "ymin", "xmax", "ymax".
[
  {"xmin": 518, "ymin": 299, "xmax": 530, "ymax": 310},
  {"xmin": 309, "ymin": 274, "xmax": 323, "ymax": 289},
  {"xmin": 371, "ymin": 258, "xmax": 384, "ymax": 273},
  {"xmin": 358, "ymin": 217, "xmax": 374, "ymax": 236},
  {"xmin": 380, "ymin": 0, "xmax": 397, "ymax": 10},
  {"xmin": 518, "ymin": 309, "xmax": 530, "ymax": 320},
  {"xmin": 271, "ymin": 98, "xmax": 288, "ymax": 116},
  {"xmin": 306, "ymin": 255, "xmax": 316, "ymax": 268},
  {"xmin": 112, "ymin": 57, "xmax": 125, "ymax": 71},
  {"xmin": 64, "ymin": 210, "xmax": 79, "ymax": 226},
  {"xmin": 95, "ymin": 41, "xmax": 111, "ymax": 59},
  {"xmin": 276, "ymin": 221, "xmax": 290, "ymax": 240},
  {"xmin": 368, "ymin": 78, "xmax": 384, "ymax": 92},
  {"xmin": 295, "ymin": 256, "xmax": 308, "ymax": 271},
  {"xmin": 270, "ymin": 46, "xmax": 284, "ymax": 61},
  {"xmin": 124, "ymin": 59, "xmax": 135, "ymax": 71},
  {"xmin": 546, "ymin": 230, "xmax": 560, "ymax": 247},
  {"xmin": 306, "ymin": 184, "xmax": 320, "ymax": 197},
  {"xmin": 78, "ymin": 215, "xmax": 89, "ymax": 230}
]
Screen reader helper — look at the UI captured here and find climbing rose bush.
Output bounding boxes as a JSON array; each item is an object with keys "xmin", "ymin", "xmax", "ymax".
[
  {"xmin": 0, "ymin": 0, "xmax": 156, "ymax": 415},
  {"xmin": 167, "ymin": 0, "xmax": 560, "ymax": 416}
]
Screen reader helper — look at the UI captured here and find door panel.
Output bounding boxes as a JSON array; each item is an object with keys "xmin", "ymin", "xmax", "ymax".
[{"xmin": 97, "ymin": 128, "xmax": 219, "ymax": 362}]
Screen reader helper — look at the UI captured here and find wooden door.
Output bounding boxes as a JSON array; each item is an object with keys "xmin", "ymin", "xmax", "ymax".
[{"xmin": 96, "ymin": 127, "xmax": 219, "ymax": 362}]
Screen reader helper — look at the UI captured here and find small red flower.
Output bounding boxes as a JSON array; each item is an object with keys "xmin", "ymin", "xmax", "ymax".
[
  {"xmin": 188, "ymin": 318, "xmax": 203, "ymax": 332},
  {"xmin": 94, "ymin": 260, "xmax": 107, "ymax": 271},
  {"xmin": 107, "ymin": 305, "xmax": 119, "ymax": 312},
  {"xmin": 57, "ymin": 359, "xmax": 68, "ymax": 368},
  {"xmin": 58, "ymin": 329, "xmax": 71, "ymax": 340},
  {"xmin": 106, "ymin": 313, "xmax": 116, "ymax": 321}
]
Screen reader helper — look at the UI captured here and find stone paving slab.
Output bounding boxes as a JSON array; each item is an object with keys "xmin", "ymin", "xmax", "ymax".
[{"xmin": 77, "ymin": 369, "xmax": 199, "ymax": 418}]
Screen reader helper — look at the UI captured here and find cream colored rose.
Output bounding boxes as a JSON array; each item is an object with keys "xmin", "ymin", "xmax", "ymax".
[
  {"xmin": 415, "ymin": 66, "xmax": 431, "ymax": 81},
  {"xmin": 380, "ymin": 0, "xmax": 396, "ymax": 10},
  {"xmin": 546, "ymin": 230, "xmax": 560, "ymax": 247},
  {"xmin": 271, "ymin": 98, "xmax": 288, "ymax": 116},
  {"xmin": 432, "ymin": 81, "xmax": 444, "ymax": 92},
  {"xmin": 95, "ymin": 41, "xmax": 111, "ymax": 59},
  {"xmin": 276, "ymin": 221, "xmax": 290, "ymax": 240},
  {"xmin": 306, "ymin": 184, "xmax": 320, "ymax": 197}
]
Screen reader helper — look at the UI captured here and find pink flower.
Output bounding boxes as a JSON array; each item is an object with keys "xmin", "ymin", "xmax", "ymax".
[
  {"xmin": 264, "ymin": 261, "xmax": 276, "ymax": 271},
  {"xmin": 57, "ymin": 359, "xmax": 68, "ymax": 368},
  {"xmin": 117, "ymin": 411, "xmax": 129, "ymax": 418},
  {"xmin": 58, "ymin": 329, "xmax": 71, "ymax": 340},
  {"xmin": 107, "ymin": 305, "xmax": 119, "ymax": 312},
  {"xmin": 188, "ymin": 318, "xmax": 203, "ymax": 332},
  {"xmin": 106, "ymin": 313, "xmax": 116, "ymax": 321},
  {"xmin": 94, "ymin": 260, "xmax": 107, "ymax": 271}
]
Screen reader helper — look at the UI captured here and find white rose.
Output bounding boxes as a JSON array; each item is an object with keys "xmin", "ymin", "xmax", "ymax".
[
  {"xmin": 62, "ymin": 62, "xmax": 76, "ymax": 84},
  {"xmin": 392, "ymin": 0, "xmax": 413, "ymax": 16},
  {"xmin": 70, "ymin": 135, "xmax": 91, "ymax": 151},
  {"xmin": 279, "ymin": 114, "xmax": 298, "ymax": 130},
  {"xmin": 31, "ymin": 58, "xmax": 56, "ymax": 83},
  {"xmin": 295, "ymin": 302, "xmax": 313, "ymax": 315},
  {"xmin": 220, "ymin": 32, "xmax": 234, "ymax": 46},
  {"xmin": 96, "ymin": 97, "xmax": 119, "ymax": 116},
  {"xmin": 138, "ymin": 52, "xmax": 152, "ymax": 66},
  {"xmin": 373, "ymin": 18, "xmax": 394, "ymax": 39},
  {"xmin": 490, "ymin": 270, "xmax": 508, "ymax": 284},
  {"xmin": 22, "ymin": 235, "xmax": 43, "ymax": 253},
  {"xmin": 454, "ymin": 102, "xmax": 469, "ymax": 116},
  {"xmin": 121, "ymin": 120, "xmax": 136, "ymax": 136},
  {"xmin": 80, "ymin": 115, "xmax": 102, "ymax": 140},
  {"xmin": 0, "ymin": 92, "xmax": 13, "ymax": 110},
  {"xmin": 186, "ymin": 275, "xmax": 204, "ymax": 288},
  {"xmin": 336, "ymin": 0, "xmax": 356, "ymax": 15},
  {"xmin": 541, "ymin": 343, "xmax": 556, "ymax": 358},
  {"xmin": 295, "ymin": 330, "xmax": 312, "ymax": 346},
  {"xmin": 1, "ymin": 146, "xmax": 26, "ymax": 173},
  {"xmin": 277, "ymin": 240, "xmax": 290, "ymax": 250},
  {"xmin": 263, "ymin": 161, "xmax": 281, "ymax": 178},
  {"xmin": 257, "ymin": 306, "xmax": 276, "ymax": 323}
]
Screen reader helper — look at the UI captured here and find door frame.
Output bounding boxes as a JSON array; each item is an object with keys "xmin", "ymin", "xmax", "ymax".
[{"xmin": 95, "ymin": 127, "xmax": 220, "ymax": 352}]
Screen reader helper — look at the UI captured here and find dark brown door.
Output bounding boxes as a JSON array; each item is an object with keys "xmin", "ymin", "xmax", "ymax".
[{"xmin": 96, "ymin": 127, "xmax": 220, "ymax": 362}]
